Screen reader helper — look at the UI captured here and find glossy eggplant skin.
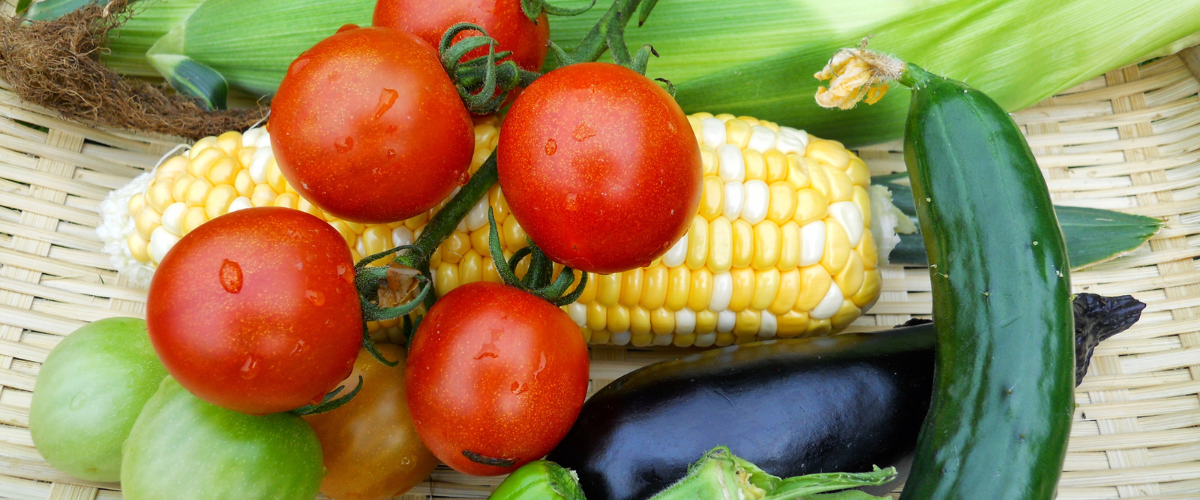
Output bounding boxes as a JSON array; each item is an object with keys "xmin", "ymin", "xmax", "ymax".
[{"xmin": 547, "ymin": 326, "xmax": 935, "ymax": 500}]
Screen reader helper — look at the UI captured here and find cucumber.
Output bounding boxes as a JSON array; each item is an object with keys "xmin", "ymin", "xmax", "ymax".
[{"xmin": 897, "ymin": 63, "xmax": 1075, "ymax": 499}]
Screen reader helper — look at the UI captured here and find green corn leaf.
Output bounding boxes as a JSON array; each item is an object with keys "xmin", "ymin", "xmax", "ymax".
[
  {"xmin": 24, "ymin": 0, "xmax": 110, "ymax": 20},
  {"xmin": 147, "ymin": 26, "xmax": 230, "ymax": 109},
  {"xmin": 104, "ymin": 0, "xmax": 206, "ymax": 77},
  {"xmin": 15, "ymin": 0, "xmax": 35, "ymax": 15},
  {"xmin": 878, "ymin": 178, "xmax": 1163, "ymax": 269},
  {"xmin": 550, "ymin": 0, "xmax": 1200, "ymax": 146}
]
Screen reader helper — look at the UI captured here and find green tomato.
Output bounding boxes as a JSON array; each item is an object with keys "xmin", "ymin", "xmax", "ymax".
[
  {"xmin": 121, "ymin": 377, "xmax": 323, "ymax": 500},
  {"xmin": 30, "ymin": 317, "xmax": 168, "ymax": 482}
]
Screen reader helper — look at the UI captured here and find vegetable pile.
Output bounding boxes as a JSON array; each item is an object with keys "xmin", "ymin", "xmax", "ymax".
[{"xmin": 20, "ymin": 0, "xmax": 1170, "ymax": 499}]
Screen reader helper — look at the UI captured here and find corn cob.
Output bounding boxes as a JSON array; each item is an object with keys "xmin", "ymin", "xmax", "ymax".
[{"xmin": 103, "ymin": 113, "xmax": 882, "ymax": 347}]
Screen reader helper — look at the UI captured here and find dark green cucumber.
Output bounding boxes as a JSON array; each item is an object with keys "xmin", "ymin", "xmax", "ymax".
[{"xmin": 898, "ymin": 64, "xmax": 1074, "ymax": 500}]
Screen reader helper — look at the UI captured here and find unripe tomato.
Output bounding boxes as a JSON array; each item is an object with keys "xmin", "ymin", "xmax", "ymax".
[
  {"xmin": 303, "ymin": 345, "xmax": 439, "ymax": 500},
  {"xmin": 406, "ymin": 282, "xmax": 590, "ymax": 476},
  {"xmin": 497, "ymin": 63, "xmax": 703, "ymax": 274},
  {"xmin": 270, "ymin": 26, "xmax": 474, "ymax": 223},
  {"xmin": 147, "ymin": 208, "xmax": 362, "ymax": 415}
]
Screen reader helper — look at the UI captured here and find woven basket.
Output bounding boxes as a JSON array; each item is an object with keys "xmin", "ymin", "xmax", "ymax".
[{"xmin": 1, "ymin": 9, "xmax": 1199, "ymax": 498}]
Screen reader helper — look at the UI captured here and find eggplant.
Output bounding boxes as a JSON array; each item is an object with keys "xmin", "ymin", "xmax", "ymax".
[{"xmin": 547, "ymin": 294, "xmax": 1144, "ymax": 500}]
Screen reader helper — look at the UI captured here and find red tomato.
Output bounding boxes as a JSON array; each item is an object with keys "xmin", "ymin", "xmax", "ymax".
[
  {"xmin": 270, "ymin": 26, "xmax": 474, "ymax": 224},
  {"xmin": 303, "ymin": 345, "xmax": 438, "ymax": 500},
  {"xmin": 147, "ymin": 208, "xmax": 362, "ymax": 415},
  {"xmin": 496, "ymin": 63, "xmax": 703, "ymax": 274},
  {"xmin": 373, "ymin": 0, "xmax": 549, "ymax": 74},
  {"xmin": 405, "ymin": 282, "xmax": 590, "ymax": 476}
]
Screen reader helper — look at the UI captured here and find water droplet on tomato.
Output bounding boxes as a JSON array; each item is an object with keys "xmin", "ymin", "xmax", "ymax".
[
  {"xmin": 385, "ymin": 149, "xmax": 396, "ymax": 159},
  {"xmin": 239, "ymin": 355, "xmax": 261, "ymax": 380},
  {"xmin": 295, "ymin": 261, "xmax": 304, "ymax": 271},
  {"xmin": 385, "ymin": 125, "xmax": 399, "ymax": 135},
  {"xmin": 288, "ymin": 56, "xmax": 310, "ymax": 76},
  {"xmin": 69, "ymin": 392, "xmax": 87, "ymax": 410},
  {"xmin": 306, "ymin": 290, "xmax": 326, "ymax": 306},
  {"xmin": 334, "ymin": 136, "xmax": 354, "ymax": 153},
  {"xmin": 374, "ymin": 88, "xmax": 399, "ymax": 120},
  {"xmin": 533, "ymin": 352, "xmax": 547, "ymax": 380},
  {"xmin": 337, "ymin": 264, "xmax": 355, "ymax": 283},
  {"xmin": 572, "ymin": 123, "xmax": 596, "ymax": 142},
  {"xmin": 290, "ymin": 340, "xmax": 307, "ymax": 356},
  {"xmin": 219, "ymin": 259, "xmax": 243, "ymax": 294},
  {"xmin": 565, "ymin": 193, "xmax": 578, "ymax": 211},
  {"xmin": 545, "ymin": 138, "xmax": 557, "ymax": 156},
  {"xmin": 457, "ymin": 171, "xmax": 471, "ymax": 186},
  {"xmin": 510, "ymin": 381, "xmax": 527, "ymax": 395},
  {"xmin": 337, "ymin": 24, "xmax": 359, "ymax": 33},
  {"xmin": 398, "ymin": 456, "xmax": 414, "ymax": 471}
]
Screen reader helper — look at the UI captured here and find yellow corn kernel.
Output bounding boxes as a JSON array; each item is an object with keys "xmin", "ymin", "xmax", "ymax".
[
  {"xmin": 588, "ymin": 329, "xmax": 609, "ymax": 346},
  {"xmin": 715, "ymin": 332, "xmax": 736, "ymax": 347},
  {"xmin": 216, "ymin": 131, "xmax": 242, "ymax": 155},
  {"xmin": 700, "ymin": 146, "xmax": 718, "ymax": 176},
  {"xmin": 459, "ymin": 250, "xmax": 483, "ymax": 285},
  {"xmin": 405, "ymin": 211, "xmax": 429, "ymax": 231},
  {"xmin": 237, "ymin": 146, "xmax": 256, "ymax": 171},
  {"xmin": 751, "ymin": 268, "xmax": 781, "ymax": 311},
  {"xmin": 767, "ymin": 182, "xmax": 796, "ymax": 225},
  {"xmin": 234, "ymin": 170, "xmax": 255, "ymax": 197},
  {"xmin": 852, "ymin": 270, "xmax": 882, "ymax": 308},
  {"xmin": 707, "ymin": 217, "xmax": 733, "ymax": 273},
  {"xmin": 630, "ymin": 307, "xmax": 652, "ymax": 335},
  {"xmin": 435, "ymin": 262, "xmax": 459, "ymax": 296},
  {"xmin": 806, "ymin": 139, "xmax": 850, "ymax": 170},
  {"xmin": 596, "ymin": 272, "xmax": 621, "ymax": 307},
  {"xmin": 764, "ymin": 150, "xmax": 788, "ymax": 183},
  {"xmin": 503, "ymin": 216, "xmax": 527, "ymax": 250},
  {"xmin": 824, "ymin": 165, "xmax": 854, "ymax": 203},
  {"xmin": 852, "ymin": 186, "xmax": 872, "ymax": 229},
  {"xmin": 778, "ymin": 221, "xmax": 801, "ymax": 270},
  {"xmin": 807, "ymin": 160, "xmax": 832, "ymax": 199},
  {"xmin": 135, "ymin": 207, "xmax": 161, "ymax": 240},
  {"xmin": 673, "ymin": 334, "xmax": 697, "ymax": 348},
  {"xmin": 266, "ymin": 159, "xmax": 288, "ymax": 193},
  {"xmin": 821, "ymin": 219, "xmax": 851, "ymax": 275},
  {"xmin": 665, "ymin": 266, "xmax": 690, "ymax": 311},
  {"xmin": 752, "ymin": 222, "xmax": 781, "ymax": 270},
  {"xmin": 831, "ymin": 300, "xmax": 862, "ymax": 331},
  {"xmin": 777, "ymin": 311, "xmax": 809, "ymax": 338},
  {"xmin": 188, "ymin": 137, "xmax": 217, "ymax": 159},
  {"xmin": 631, "ymin": 332, "xmax": 654, "ymax": 348},
  {"xmin": 737, "ymin": 116, "xmax": 758, "ymax": 126},
  {"xmin": 296, "ymin": 198, "xmax": 324, "ymax": 220},
  {"xmin": 699, "ymin": 176, "xmax": 724, "ymax": 221},
  {"xmin": 147, "ymin": 181, "xmax": 174, "ymax": 213},
  {"xmin": 806, "ymin": 318, "xmax": 833, "ymax": 337},
  {"xmin": 470, "ymin": 227, "xmax": 491, "ymax": 257},
  {"xmin": 785, "ymin": 154, "xmax": 810, "ymax": 189},
  {"xmin": 182, "ymin": 207, "xmax": 208, "ymax": 234},
  {"xmin": 128, "ymin": 233, "xmax": 150, "ymax": 263},
  {"xmin": 695, "ymin": 310, "xmax": 718, "ymax": 334},
  {"xmin": 650, "ymin": 308, "xmax": 675, "ymax": 335},
  {"xmin": 620, "ymin": 268, "xmax": 643, "ymax": 308},
  {"xmin": 158, "ymin": 155, "xmax": 190, "ymax": 177},
  {"xmin": 686, "ymin": 216, "xmax": 709, "ymax": 270},
  {"xmin": 204, "ymin": 185, "xmax": 238, "ymax": 219},
  {"xmin": 731, "ymin": 219, "xmax": 754, "ymax": 268},
  {"xmin": 640, "ymin": 265, "xmax": 668, "ymax": 310},
  {"xmin": 770, "ymin": 269, "xmax": 802, "ymax": 316},
  {"xmin": 326, "ymin": 221, "xmax": 356, "ymax": 248},
  {"xmin": 793, "ymin": 188, "xmax": 829, "ymax": 226},
  {"xmin": 184, "ymin": 178, "xmax": 214, "ymax": 208},
  {"xmin": 729, "ymin": 267, "xmax": 755, "ymax": 312},
  {"xmin": 733, "ymin": 309, "xmax": 761, "ymax": 336},
  {"xmin": 743, "ymin": 149, "xmax": 767, "ymax": 181},
  {"xmin": 725, "ymin": 119, "xmax": 752, "ymax": 148},
  {"xmin": 206, "ymin": 157, "xmax": 239, "ymax": 186},
  {"xmin": 687, "ymin": 116, "xmax": 704, "ymax": 145},
  {"xmin": 607, "ymin": 306, "xmax": 631, "ymax": 334},
  {"xmin": 858, "ymin": 231, "xmax": 878, "ymax": 270},
  {"xmin": 127, "ymin": 192, "xmax": 145, "ymax": 216},
  {"xmin": 795, "ymin": 265, "xmax": 833, "ymax": 312},
  {"xmin": 250, "ymin": 184, "xmax": 277, "ymax": 207},
  {"xmin": 482, "ymin": 258, "xmax": 503, "ymax": 283},
  {"xmin": 586, "ymin": 303, "xmax": 607, "ymax": 331},
  {"xmin": 487, "ymin": 186, "xmax": 510, "ymax": 222},
  {"xmin": 836, "ymin": 251, "xmax": 866, "ymax": 297},
  {"xmin": 167, "ymin": 173, "xmax": 192, "ymax": 204},
  {"xmin": 688, "ymin": 269, "xmax": 714, "ymax": 312},
  {"xmin": 187, "ymin": 148, "xmax": 223, "ymax": 178},
  {"xmin": 274, "ymin": 192, "xmax": 300, "ymax": 210},
  {"xmin": 715, "ymin": 113, "xmax": 736, "ymax": 122},
  {"xmin": 847, "ymin": 157, "xmax": 871, "ymax": 187},
  {"xmin": 440, "ymin": 230, "xmax": 471, "ymax": 265},
  {"xmin": 692, "ymin": 112, "xmax": 715, "ymax": 120},
  {"xmin": 283, "ymin": 182, "xmax": 298, "ymax": 195},
  {"xmin": 363, "ymin": 225, "xmax": 393, "ymax": 259},
  {"xmin": 577, "ymin": 270, "xmax": 598, "ymax": 304}
]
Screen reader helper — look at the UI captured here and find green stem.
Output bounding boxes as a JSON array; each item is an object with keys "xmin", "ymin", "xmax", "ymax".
[
  {"xmin": 897, "ymin": 62, "xmax": 933, "ymax": 89},
  {"xmin": 406, "ymin": 154, "xmax": 499, "ymax": 263},
  {"xmin": 543, "ymin": 0, "xmax": 642, "ymax": 72}
]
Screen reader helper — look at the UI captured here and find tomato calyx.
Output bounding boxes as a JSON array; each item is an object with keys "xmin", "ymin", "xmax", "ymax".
[
  {"xmin": 354, "ymin": 245, "xmax": 435, "ymax": 366},
  {"xmin": 439, "ymin": 23, "xmax": 542, "ymax": 115},
  {"xmin": 486, "ymin": 208, "xmax": 588, "ymax": 306},
  {"xmin": 463, "ymin": 450, "xmax": 519, "ymax": 469},
  {"xmin": 518, "ymin": 0, "xmax": 597, "ymax": 23},
  {"xmin": 291, "ymin": 375, "xmax": 364, "ymax": 416}
]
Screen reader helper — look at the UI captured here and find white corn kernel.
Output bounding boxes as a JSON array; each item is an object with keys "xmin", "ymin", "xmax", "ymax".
[
  {"xmin": 149, "ymin": 226, "xmax": 181, "ymax": 264},
  {"xmin": 675, "ymin": 308, "xmax": 697, "ymax": 334},
  {"xmin": 741, "ymin": 180, "xmax": 770, "ymax": 225},
  {"xmin": 161, "ymin": 202, "xmax": 188, "ymax": 236},
  {"xmin": 611, "ymin": 331, "xmax": 632, "ymax": 346},
  {"xmin": 746, "ymin": 126, "xmax": 777, "ymax": 153},
  {"xmin": 694, "ymin": 332, "xmax": 717, "ymax": 348},
  {"xmin": 800, "ymin": 220, "xmax": 826, "ymax": 266},
  {"xmin": 652, "ymin": 334, "xmax": 674, "ymax": 346},
  {"xmin": 717, "ymin": 310, "xmax": 736, "ymax": 333},
  {"xmin": 828, "ymin": 201, "xmax": 865, "ymax": 247},
  {"xmin": 777, "ymin": 127, "xmax": 809, "ymax": 153},
  {"xmin": 466, "ymin": 197, "xmax": 490, "ymax": 231},
  {"xmin": 255, "ymin": 130, "xmax": 273, "ymax": 150},
  {"xmin": 227, "ymin": 197, "xmax": 253, "ymax": 213},
  {"xmin": 723, "ymin": 182, "xmax": 744, "ymax": 220},
  {"xmin": 242, "ymin": 128, "xmax": 265, "ymax": 148},
  {"xmin": 701, "ymin": 118, "xmax": 727, "ymax": 148},
  {"xmin": 811, "ymin": 282, "xmax": 844, "ymax": 319},
  {"xmin": 759, "ymin": 311, "xmax": 778, "ymax": 338},
  {"xmin": 568, "ymin": 302, "xmax": 587, "ymax": 328},
  {"xmin": 250, "ymin": 149, "xmax": 273, "ymax": 184},
  {"xmin": 717, "ymin": 144, "xmax": 745, "ymax": 182},
  {"xmin": 662, "ymin": 233, "xmax": 688, "ymax": 268},
  {"xmin": 710, "ymin": 272, "xmax": 733, "ymax": 312},
  {"xmin": 391, "ymin": 226, "xmax": 414, "ymax": 247}
]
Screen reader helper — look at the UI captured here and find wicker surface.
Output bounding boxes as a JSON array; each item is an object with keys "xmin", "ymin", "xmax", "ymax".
[{"xmin": 0, "ymin": 10, "xmax": 1198, "ymax": 499}]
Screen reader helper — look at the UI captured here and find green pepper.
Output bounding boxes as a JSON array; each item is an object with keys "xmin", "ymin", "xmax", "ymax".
[{"xmin": 489, "ymin": 461, "xmax": 586, "ymax": 500}]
